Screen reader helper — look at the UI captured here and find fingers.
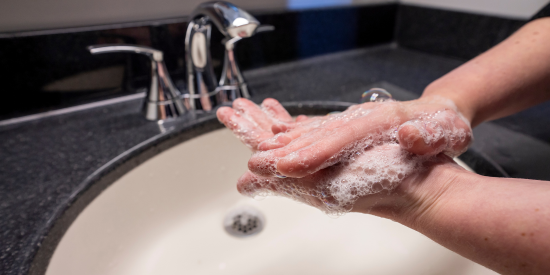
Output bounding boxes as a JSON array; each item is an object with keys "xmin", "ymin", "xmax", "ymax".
[
  {"xmin": 258, "ymin": 123, "xmax": 322, "ymax": 151},
  {"xmin": 261, "ymin": 98, "xmax": 293, "ymax": 122},
  {"xmin": 249, "ymin": 127, "xmax": 335, "ymax": 176},
  {"xmin": 275, "ymin": 122, "xmax": 365, "ymax": 177},
  {"xmin": 397, "ymin": 123, "xmax": 444, "ymax": 155},
  {"xmin": 258, "ymin": 116, "xmax": 342, "ymax": 151},
  {"xmin": 271, "ymin": 118, "xmax": 311, "ymax": 134},
  {"xmin": 217, "ymin": 98, "xmax": 295, "ymax": 150},
  {"xmin": 236, "ymin": 170, "xmax": 263, "ymax": 196},
  {"xmin": 233, "ymin": 98, "xmax": 273, "ymax": 131},
  {"xmin": 257, "ymin": 133, "xmax": 293, "ymax": 151},
  {"xmin": 216, "ymin": 106, "xmax": 273, "ymax": 150},
  {"xmin": 217, "ymin": 107, "xmax": 246, "ymax": 131},
  {"xmin": 236, "ymin": 170, "xmax": 328, "ymax": 210},
  {"xmin": 271, "ymin": 124, "xmax": 289, "ymax": 135},
  {"xmin": 216, "ymin": 106, "xmax": 234, "ymax": 125},
  {"xmin": 296, "ymin": 115, "xmax": 309, "ymax": 122},
  {"xmin": 252, "ymin": 107, "xmax": 398, "ymax": 177}
]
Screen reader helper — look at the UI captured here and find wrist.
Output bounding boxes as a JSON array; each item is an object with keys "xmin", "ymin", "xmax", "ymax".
[{"xmin": 420, "ymin": 82, "xmax": 478, "ymax": 127}]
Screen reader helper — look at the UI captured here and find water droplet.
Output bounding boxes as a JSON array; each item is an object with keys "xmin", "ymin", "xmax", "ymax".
[{"xmin": 361, "ymin": 88, "xmax": 392, "ymax": 103}]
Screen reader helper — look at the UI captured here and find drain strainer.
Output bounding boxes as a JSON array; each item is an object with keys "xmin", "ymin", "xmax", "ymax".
[{"xmin": 223, "ymin": 205, "xmax": 265, "ymax": 238}]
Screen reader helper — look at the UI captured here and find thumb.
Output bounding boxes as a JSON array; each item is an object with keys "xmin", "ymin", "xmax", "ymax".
[{"xmin": 397, "ymin": 111, "xmax": 472, "ymax": 157}]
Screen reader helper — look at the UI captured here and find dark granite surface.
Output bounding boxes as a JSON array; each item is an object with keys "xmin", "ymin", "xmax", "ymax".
[{"xmin": 2, "ymin": 45, "xmax": 550, "ymax": 275}]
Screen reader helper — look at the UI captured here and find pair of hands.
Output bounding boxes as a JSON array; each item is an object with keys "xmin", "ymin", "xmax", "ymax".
[{"xmin": 217, "ymin": 97, "xmax": 472, "ymax": 214}]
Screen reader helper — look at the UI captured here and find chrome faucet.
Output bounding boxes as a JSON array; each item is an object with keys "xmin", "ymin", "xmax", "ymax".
[
  {"xmin": 86, "ymin": 2, "xmax": 271, "ymax": 120},
  {"xmin": 185, "ymin": 1, "xmax": 273, "ymax": 111},
  {"xmin": 88, "ymin": 45, "xmax": 186, "ymax": 121}
]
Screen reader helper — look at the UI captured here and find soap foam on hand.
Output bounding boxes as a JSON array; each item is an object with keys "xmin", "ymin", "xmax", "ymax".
[
  {"xmin": 398, "ymin": 108, "xmax": 471, "ymax": 158},
  {"xmin": 217, "ymin": 98, "xmax": 297, "ymax": 151},
  {"xmin": 239, "ymin": 143, "xmax": 428, "ymax": 216},
  {"xmin": 225, "ymin": 99, "xmax": 472, "ymax": 215}
]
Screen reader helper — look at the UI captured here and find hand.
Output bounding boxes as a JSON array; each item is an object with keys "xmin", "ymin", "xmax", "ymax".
[
  {"xmin": 216, "ymin": 98, "xmax": 308, "ymax": 152},
  {"xmin": 244, "ymin": 96, "xmax": 472, "ymax": 177},
  {"xmin": 216, "ymin": 97, "xmax": 469, "ymax": 215},
  {"xmin": 236, "ymin": 143, "xmax": 460, "ymax": 216}
]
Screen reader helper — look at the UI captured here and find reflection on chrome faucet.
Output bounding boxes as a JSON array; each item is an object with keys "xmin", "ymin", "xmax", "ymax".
[{"xmin": 185, "ymin": 1, "xmax": 274, "ymax": 111}]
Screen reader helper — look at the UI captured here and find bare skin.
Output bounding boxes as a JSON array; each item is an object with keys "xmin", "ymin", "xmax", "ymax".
[
  {"xmin": 424, "ymin": 17, "xmax": 550, "ymax": 127},
  {"xmin": 216, "ymin": 18, "xmax": 550, "ymax": 275}
]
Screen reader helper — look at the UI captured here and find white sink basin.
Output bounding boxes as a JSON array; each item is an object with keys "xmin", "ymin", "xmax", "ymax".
[{"xmin": 46, "ymin": 128, "xmax": 496, "ymax": 275}]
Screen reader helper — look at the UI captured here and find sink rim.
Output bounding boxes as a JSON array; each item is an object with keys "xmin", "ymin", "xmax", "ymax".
[{"xmin": 28, "ymin": 100, "xmax": 507, "ymax": 275}]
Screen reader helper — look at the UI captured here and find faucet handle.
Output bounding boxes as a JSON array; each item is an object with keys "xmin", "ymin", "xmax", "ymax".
[
  {"xmin": 223, "ymin": 24, "xmax": 275, "ymax": 49},
  {"xmin": 88, "ymin": 44, "xmax": 164, "ymax": 61},
  {"xmin": 254, "ymin": 25, "xmax": 275, "ymax": 34},
  {"xmin": 88, "ymin": 44, "xmax": 187, "ymax": 121}
]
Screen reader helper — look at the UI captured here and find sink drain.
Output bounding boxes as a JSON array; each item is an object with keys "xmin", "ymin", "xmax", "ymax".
[{"xmin": 223, "ymin": 205, "xmax": 265, "ymax": 238}]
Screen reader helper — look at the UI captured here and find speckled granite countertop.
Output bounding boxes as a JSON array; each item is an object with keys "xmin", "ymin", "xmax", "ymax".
[{"xmin": 2, "ymin": 45, "xmax": 550, "ymax": 275}]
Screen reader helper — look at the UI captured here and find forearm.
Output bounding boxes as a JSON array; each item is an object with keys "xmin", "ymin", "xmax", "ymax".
[
  {"xmin": 388, "ymin": 165, "xmax": 550, "ymax": 274},
  {"xmin": 421, "ymin": 17, "xmax": 550, "ymax": 127}
]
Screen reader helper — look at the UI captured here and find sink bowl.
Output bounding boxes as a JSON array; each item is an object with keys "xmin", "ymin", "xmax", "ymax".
[{"xmin": 45, "ymin": 128, "xmax": 497, "ymax": 275}]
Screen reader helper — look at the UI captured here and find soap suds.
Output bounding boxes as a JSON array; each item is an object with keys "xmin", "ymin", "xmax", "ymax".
[
  {"xmin": 241, "ymin": 144, "xmax": 427, "ymax": 216},
  {"xmin": 398, "ymin": 109, "xmax": 470, "ymax": 157},
  {"xmin": 229, "ymin": 100, "xmax": 472, "ymax": 215}
]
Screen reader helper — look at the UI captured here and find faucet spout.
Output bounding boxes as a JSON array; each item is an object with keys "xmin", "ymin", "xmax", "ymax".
[
  {"xmin": 191, "ymin": 1, "xmax": 260, "ymax": 39},
  {"xmin": 185, "ymin": 1, "xmax": 272, "ymax": 111}
]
